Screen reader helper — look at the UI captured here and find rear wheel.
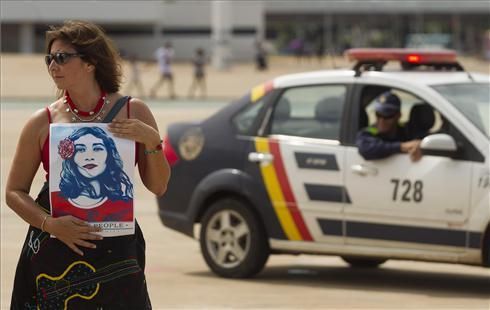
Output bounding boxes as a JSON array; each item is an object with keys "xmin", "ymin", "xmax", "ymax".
[
  {"xmin": 341, "ymin": 256, "xmax": 387, "ymax": 268},
  {"xmin": 199, "ymin": 198, "xmax": 269, "ymax": 278},
  {"xmin": 483, "ymin": 226, "xmax": 490, "ymax": 267}
]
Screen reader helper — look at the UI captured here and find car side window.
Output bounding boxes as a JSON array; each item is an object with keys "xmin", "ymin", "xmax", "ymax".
[
  {"xmin": 358, "ymin": 86, "xmax": 483, "ymax": 162},
  {"xmin": 361, "ymin": 87, "xmax": 443, "ymax": 138},
  {"xmin": 269, "ymin": 85, "xmax": 347, "ymax": 140},
  {"xmin": 232, "ymin": 96, "xmax": 267, "ymax": 135}
]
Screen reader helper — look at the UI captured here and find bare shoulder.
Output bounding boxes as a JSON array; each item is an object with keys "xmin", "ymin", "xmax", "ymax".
[
  {"xmin": 21, "ymin": 104, "xmax": 53, "ymax": 146},
  {"xmin": 129, "ymin": 97, "xmax": 154, "ymax": 120},
  {"xmin": 27, "ymin": 106, "xmax": 51, "ymax": 130}
]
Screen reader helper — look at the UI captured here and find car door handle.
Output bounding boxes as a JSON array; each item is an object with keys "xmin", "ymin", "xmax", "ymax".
[
  {"xmin": 351, "ymin": 164, "xmax": 378, "ymax": 176},
  {"xmin": 248, "ymin": 152, "xmax": 274, "ymax": 164}
]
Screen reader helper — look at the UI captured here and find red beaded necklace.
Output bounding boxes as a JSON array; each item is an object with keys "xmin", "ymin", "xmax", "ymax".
[{"xmin": 64, "ymin": 90, "xmax": 109, "ymax": 122}]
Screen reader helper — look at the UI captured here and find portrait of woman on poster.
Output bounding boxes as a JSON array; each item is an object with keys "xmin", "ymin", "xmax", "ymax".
[
  {"xmin": 5, "ymin": 20, "xmax": 170, "ymax": 309},
  {"xmin": 51, "ymin": 126, "xmax": 134, "ymax": 222}
]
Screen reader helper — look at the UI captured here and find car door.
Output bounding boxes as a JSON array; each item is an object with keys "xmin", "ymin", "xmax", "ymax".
[
  {"xmin": 245, "ymin": 84, "xmax": 350, "ymax": 244},
  {"xmin": 344, "ymin": 85, "xmax": 472, "ymax": 253}
]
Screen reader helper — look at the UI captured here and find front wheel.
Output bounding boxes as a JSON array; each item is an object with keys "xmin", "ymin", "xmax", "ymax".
[
  {"xmin": 341, "ymin": 256, "xmax": 387, "ymax": 268},
  {"xmin": 199, "ymin": 198, "xmax": 269, "ymax": 278}
]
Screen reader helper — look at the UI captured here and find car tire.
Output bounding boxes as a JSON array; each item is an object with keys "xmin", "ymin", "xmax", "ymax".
[
  {"xmin": 199, "ymin": 198, "xmax": 270, "ymax": 278},
  {"xmin": 341, "ymin": 256, "xmax": 387, "ymax": 268},
  {"xmin": 483, "ymin": 226, "xmax": 490, "ymax": 267}
]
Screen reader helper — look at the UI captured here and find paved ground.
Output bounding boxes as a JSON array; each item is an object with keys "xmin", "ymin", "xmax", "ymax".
[
  {"xmin": 1, "ymin": 100, "xmax": 490, "ymax": 309},
  {"xmin": 1, "ymin": 55, "xmax": 490, "ymax": 309}
]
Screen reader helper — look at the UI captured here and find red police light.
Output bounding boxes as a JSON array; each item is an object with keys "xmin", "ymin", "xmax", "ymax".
[
  {"xmin": 407, "ymin": 54, "xmax": 421, "ymax": 63},
  {"xmin": 345, "ymin": 48, "xmax": 457, "ymax": 64}
]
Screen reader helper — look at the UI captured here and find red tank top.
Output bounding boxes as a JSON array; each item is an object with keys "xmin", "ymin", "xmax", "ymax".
[{"xmin": 41, "ymin": 99, "xmax": 139, "ymax": 179}]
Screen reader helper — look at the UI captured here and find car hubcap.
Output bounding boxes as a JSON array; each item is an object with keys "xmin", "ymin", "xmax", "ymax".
[{"xmin": 205, "ymin": 209, "xmax": 251, "ymax": 268}]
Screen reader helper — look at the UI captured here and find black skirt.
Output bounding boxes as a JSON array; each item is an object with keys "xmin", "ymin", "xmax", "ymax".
[{"xmin": 10, "ymin": 185, "xmax": 152, "ymax": 310}]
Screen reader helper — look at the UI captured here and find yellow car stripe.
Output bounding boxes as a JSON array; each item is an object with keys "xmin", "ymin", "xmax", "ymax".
[
  {"xmin": 251, "ymin": 84, "xmax": 265, "ymax": 103},
  {"xmin": 255, "ymin": 138, "xmax": 302, "ymax": 240}
]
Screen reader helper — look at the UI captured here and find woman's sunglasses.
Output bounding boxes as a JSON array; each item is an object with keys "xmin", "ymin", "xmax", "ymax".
[{"xmin": 45, "ymin": 53, "xmax": 84, "ymax": 66}]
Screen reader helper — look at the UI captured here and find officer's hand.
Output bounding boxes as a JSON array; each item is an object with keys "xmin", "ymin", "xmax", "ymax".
[
  {"xmin": 409, "ymin": 146, "xmax": 422, "ymax": 162},
  {"xmin": 401, "ymin": 140, "xmax": 422, "ymax": 162}
]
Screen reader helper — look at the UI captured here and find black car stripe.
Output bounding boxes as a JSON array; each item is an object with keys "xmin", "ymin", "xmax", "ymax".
[
  {"xmin": 347, "ymin": 221, "xmax": 467, "ymax": 247},
  {"xmin": 469, "ymin": 231, "xmax": 482, "ymax": 249},
  {"xmin": 317, "ymin": 218, "xmax": 482, "ymax": 249},
  {"xmin": 295, "ymin": 152, "xmax": 339, "ymax": 170},
  {"xmin": 317, "ymin": 219, "xmax": 343, "ymax": 236},
  {"xmin": 304, "ymin": 184, "xmax": 352, "ymax": 203}
]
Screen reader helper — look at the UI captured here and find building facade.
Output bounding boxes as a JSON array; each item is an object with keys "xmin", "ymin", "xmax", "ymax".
[
  {"xmin": 1, "ymin": 1, "xmax": 264, "ymax": 62},
  {"xmin": 1, "ymin": 0, "xmax": 489, "ymax": 60},
  {"xmin": 265, "ymin": 1, "xmax": 490, "ymax": 56}
]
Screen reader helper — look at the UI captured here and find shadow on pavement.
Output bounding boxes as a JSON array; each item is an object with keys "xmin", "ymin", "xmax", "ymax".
[{"xmin": 188, "ymin": 264, "xmax": 490, "ymax": 299}]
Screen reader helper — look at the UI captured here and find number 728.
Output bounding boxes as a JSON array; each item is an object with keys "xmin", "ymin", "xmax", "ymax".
[{"xmin": 390, "ymin": 179, "xmax": 423, "ymax": 202}]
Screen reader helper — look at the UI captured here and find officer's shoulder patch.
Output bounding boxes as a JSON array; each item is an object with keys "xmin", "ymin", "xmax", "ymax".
[{"xmin": 365, "ymin": 126, "xmax": 379, "ymax": 135}]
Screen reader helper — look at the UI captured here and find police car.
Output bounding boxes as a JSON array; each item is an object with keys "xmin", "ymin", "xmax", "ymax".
[{"xmin": 159, "ymin": 48, "xmax": 490, "ymax": 278}]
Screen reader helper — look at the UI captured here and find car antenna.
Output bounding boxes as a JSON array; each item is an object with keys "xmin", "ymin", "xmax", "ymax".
[
  {"xmin": 451, "ymin": 61, "xmax": 474, "ymax": 82},
  {"xmin": 461, "ymin": 64, "xmax": 475, "ymax": 82}
]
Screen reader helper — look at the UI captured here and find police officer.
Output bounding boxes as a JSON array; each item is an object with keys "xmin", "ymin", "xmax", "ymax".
[{"xmin": 356, "ymin": 92, "xmax": 422, "ymax": 162}]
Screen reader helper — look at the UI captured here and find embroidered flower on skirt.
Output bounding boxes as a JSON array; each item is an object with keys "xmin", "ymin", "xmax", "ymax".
[{"xmin": 58, "ymin": 138, "xmax": 75, "ymax": 159}]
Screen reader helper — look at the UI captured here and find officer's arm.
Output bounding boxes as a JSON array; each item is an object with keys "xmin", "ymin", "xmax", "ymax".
[{"xmin": 356, "ymin": 131, "xmax": 401, "ymax": 160}]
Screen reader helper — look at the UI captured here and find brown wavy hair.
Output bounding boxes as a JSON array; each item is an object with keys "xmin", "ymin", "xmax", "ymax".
[{"xmin": 46, "ymin": 20, "xmax": 122, "ymax": 94}]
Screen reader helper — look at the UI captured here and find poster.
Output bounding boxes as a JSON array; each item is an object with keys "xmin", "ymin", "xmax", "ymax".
[{"xmin": 49, "ymin": 123, "xmax": 135, "ymax": 237}]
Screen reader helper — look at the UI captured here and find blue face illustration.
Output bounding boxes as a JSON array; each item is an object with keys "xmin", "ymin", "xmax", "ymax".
[{"xmin": 73, "ymin": 134, "xmax": 108, "ymax": 178}]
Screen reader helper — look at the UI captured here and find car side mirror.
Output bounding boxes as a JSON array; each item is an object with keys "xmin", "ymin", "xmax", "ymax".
[{"xmin": 420, "ymin": 133, "xmax": 458, "ymax": 157}]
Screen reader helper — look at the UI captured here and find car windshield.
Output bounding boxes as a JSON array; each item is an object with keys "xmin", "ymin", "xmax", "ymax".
[{"xmin": 432, "ymin": 83, "xmax": 490, "ymax": 138}]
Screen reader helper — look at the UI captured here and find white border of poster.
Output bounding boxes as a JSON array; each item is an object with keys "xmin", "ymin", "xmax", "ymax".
[{"xmin": 49, "ymin": 123, "xmax": 135, "ymax": 237}]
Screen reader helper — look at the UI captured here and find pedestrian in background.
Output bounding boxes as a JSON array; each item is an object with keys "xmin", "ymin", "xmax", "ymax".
[
  {"xmin": 188, "ymin": 48, "xmax": 207, "ymax": 99},
  {"xmin": 315, "ymin": 39, "xmax": 325, "ymax": 63},
  {"xmin": 255, "ymin": 40, "xmax": 268, "ymax": 71},
  {"xmin": 125, "ymin": 53, "xmax": 146, "ymax": 98},
  {"xmin": 150, "ymin": 42, "xmax": 176, "ymax": 99}
]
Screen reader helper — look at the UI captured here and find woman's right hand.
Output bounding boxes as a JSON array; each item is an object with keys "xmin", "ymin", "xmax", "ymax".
[{"xmin": 45, "ymin": 215, "xmax": 103, "ymax": 256}]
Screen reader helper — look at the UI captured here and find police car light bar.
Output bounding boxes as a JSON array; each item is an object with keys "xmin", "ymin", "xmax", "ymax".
[
  {"xmin": 344, "ymin": 48, "xmax": 464, "ymax": 76},
  {"xmin": 345, "ymin": 48, "xmax": 457, "ymax": 64}
]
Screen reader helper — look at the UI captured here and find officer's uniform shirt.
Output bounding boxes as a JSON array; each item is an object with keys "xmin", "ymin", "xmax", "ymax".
[{"xmin": 356, "ymin": 125, "xmax": 410, "ymax": 160}]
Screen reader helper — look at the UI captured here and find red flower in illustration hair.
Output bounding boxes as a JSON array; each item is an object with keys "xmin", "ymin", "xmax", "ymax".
[{"xmin": 58, "ymin": 138, "xmax": 75, "ymax": 160}]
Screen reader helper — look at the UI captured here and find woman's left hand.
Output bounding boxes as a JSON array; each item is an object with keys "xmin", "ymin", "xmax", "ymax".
[{"xmin": 108, "ymin": 119, "xmax": 161, "ymax": 147}]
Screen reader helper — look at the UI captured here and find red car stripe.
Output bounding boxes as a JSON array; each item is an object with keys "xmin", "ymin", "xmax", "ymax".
[{"xmin": 269, "ymin": 140, "xmax": 313, "ymax": 241}]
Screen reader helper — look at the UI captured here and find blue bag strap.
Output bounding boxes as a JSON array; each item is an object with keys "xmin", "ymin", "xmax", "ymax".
[{"xmin": 102, "ymin": 96, "xmax": 130, "ymax": 123}]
